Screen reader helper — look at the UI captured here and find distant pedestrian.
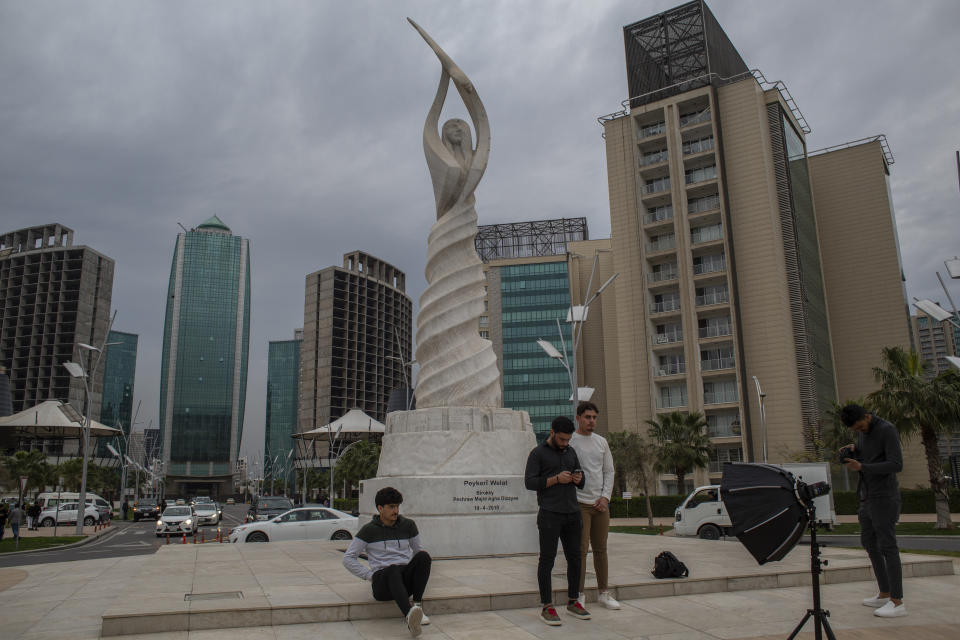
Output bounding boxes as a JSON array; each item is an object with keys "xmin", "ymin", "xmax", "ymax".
[
  {"xmin": 29, "ymin": 502, "xmax": 41, "ymax": 530},
  {"xmin": 122, "ymin": 500, "xmax": 130, "ymax": 521},
  {"xmin": 0, "ymin": 502, "xmax": 8, "ymax": 540},
  {"xmin": 8, "ymin": 503, "xmax": 24, "ymax": 541}
]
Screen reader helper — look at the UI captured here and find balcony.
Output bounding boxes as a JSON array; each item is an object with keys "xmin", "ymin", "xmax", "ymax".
[
  {"xmin": 696, "ymin": 290, "xmax": 729, "ymax": 307},
  {"xmin": 648, "ymin": 268, "xmax": 678, "ymax": 283},
  {"xmin": 644, "ymin": 177, "xmax": 671, "ymax": 195},
  {"xmin": 682, "ymin": 136, "xmax": 714, "ymax": 156},
  {"xmin": 679, "ymin": 107, "xmax": 711, "ymax": 128},
  {"xmin": 656, "ymin": 394, "xmax": 688, "ymax": 409},
  {"xmin": 707, "ymin": 415, "xmax": 741, "ymax": 438},
  {"xmin": 701, "ymin": 357, "xmax": 735, "ymax": 372},
  {"xmin": 643, "ymin": 207, "xmax": 674, "ymax": 225},
  {"xmin": 698, "ymin": 323, "xmax": 732, "ymax": 338},
  {"xmin": 650, "ymin": 299, "xmax": 681, "ymax": 314},
  {"xmin": 689, "ymin": 194, "xmax": 721, "ymax": 215},
  {"xmin": 653, "ymin": 330, "xmax": 683, "ymax": 345},
  {"xmin": 645, "ymin": 236, "xmax": 677, "ymax": 253},
  {"xmin": 691, "ymin": 225, "xmax": 723, "ymax": 245},
  {"xmin": 638, "ymin": 121, "xmax": 666, "ymax": 139},
  {"xmin": 693, "ymin": 256, "xmax": 726, "ymax": 275},
  {"xmin": 655, "ymin": 362, "xmax": 686, "ymax": 377},
  {"xmin": 704, "ymin": 390, "xmax": 739, "ymax": 404},
  {"xmin": 685, "ymin": 165, "xmax": 718, "ymax": 185},
  {"xmin": 639, "ymin": 149, "xmax": 668, "ymax": 167}
]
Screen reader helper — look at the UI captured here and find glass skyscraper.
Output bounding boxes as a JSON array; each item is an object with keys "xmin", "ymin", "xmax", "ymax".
[
  {"xmin": 265, "ymin": 333, "xmax": 301, "ymax": 491},
  {"xmin": 96, "ymin": 330, "xmax": 138, "ymax": 458},
  {"xmin": 159, "ymin": 216, "xmax": 250, "ymax": 497}
]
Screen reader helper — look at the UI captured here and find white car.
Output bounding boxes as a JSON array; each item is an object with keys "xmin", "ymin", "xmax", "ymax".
[
  {"xmin": 193, "ymin": 502, "xmax": 221, "ymax": 526},
  {"xmin": 229, "ymin": 507, "xmax": 358, "ymax": 543},
  {"xmin": 38, "ymin": 502, "xmax": 99, "ymax": 527},
  {"xmin": 156, "ymin": 506, "xmax": 196, "ymax": 537}
]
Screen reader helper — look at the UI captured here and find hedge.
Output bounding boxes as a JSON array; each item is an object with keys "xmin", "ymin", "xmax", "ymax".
[
  {"xmin": 334, "ymin": 498, "xmax": 359, "ymax": 513},
  {"xmin": 609, "ymin": 489, "xmax": 960, "ymax": 518},
  {"xmin": 831, "ymin": 489, "xmax": 960, "ymax": 515}
]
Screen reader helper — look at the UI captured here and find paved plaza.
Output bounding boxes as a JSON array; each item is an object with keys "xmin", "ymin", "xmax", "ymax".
[{"xmin": 0, "ymin": 529, "xmax": 957, "ymax": 639}]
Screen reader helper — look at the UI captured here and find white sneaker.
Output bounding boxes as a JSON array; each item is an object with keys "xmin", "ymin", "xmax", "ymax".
[
  {"xmin": 874, "ymin": 601, "xmax": 907, "ymax": 618},
  {"xmin": 406, "ymin": 605, "xmax": 423, "ymax": 637},
  {"xmin": 411, "ymin": 602, "xmax": 429, "ymax": 625},
  {"xmin": 577, "ymin": 592, "xmax": 586, "ymax": 607},
  {"xmin": 862, "ymin": 594, "xmax": 890, "ymax": 608},
  {"xmin": 598, "ymin": 591, "xmax": 621, "ymax": 610}
]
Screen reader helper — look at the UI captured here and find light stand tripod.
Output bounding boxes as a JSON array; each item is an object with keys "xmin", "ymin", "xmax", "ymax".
[{"xmin": 787, "ymin": 503, "xmax": 836, "ymax": 640}]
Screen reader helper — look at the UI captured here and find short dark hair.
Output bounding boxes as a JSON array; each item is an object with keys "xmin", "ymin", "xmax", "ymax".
[
  {"xmin": 840, "ymin": 403, "xmax": 869, "ymax": 427},
  {"xmin": 375, "ymin": 486, "xmax": 403, "ymax": 507},
  {"xmin": 551, "ymin": 415, "xmax": 575, "ymax": 434},
  {"xmin": 577, "ymin": 401, "xmax": 599, "ymax": 416}
]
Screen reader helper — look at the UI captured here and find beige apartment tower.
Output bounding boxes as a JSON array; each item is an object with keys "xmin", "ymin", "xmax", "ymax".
[
  {"xmin": 299, "ymin": 252, "xmax": 412, "ymax": 432},
  {"xmin": 595, "ymin": 1, "xmax": 919, "ymax": 491}
]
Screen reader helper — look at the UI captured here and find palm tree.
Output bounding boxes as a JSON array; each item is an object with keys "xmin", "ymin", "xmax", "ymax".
[
  {"xmin": 646, "ymin": 411, "xmax": 711, "ymax": 494},
  {"xmin": 868, "ymin": 346, "xmax": 960, "ymax": 529},
  {"xmin": 335, "ymin": 441, "xmax": 382, "ymax": 495},
  {"xmin": 2, "ymin": 450, "xmax": 50, "ymax": 497},
  {"xmin": 607, "ymin": 431, "xmax": 658, "ymax": 525}
]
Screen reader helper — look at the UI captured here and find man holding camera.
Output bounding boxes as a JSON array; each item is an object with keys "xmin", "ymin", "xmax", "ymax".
[
  {"xmin": 524, "ymin": 415, "xmax": 591, "ymax": 626},
  {"xmin": 839, "ymin": 403, "xmax": 905, "ymax": 618}
]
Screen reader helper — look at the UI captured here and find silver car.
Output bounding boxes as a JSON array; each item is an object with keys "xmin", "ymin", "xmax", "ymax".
[{"xmin": 193, "ymin": 502, "xmax": 221, "ymax": 526}]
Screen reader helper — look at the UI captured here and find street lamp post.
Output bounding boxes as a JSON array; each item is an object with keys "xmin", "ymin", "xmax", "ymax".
[
  {"xmin": 63, "ymin": 311, "xmax": 117, "ymax": 535},
  {"xmin": 751, "ymin": 376, "xmax": 768, "ymax": 463},
  {"xmin": 536, "ymin": 254, "xmax": 617, "ymax": 418}
]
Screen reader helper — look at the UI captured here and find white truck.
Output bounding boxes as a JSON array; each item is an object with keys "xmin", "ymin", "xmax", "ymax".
[{"xmin": 672, "ymin": 463, "xmax": 838, "ymax": 539}]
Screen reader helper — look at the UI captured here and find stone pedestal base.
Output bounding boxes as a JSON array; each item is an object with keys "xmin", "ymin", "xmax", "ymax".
[{"xmin": 360, "ymin": 406, "xmax": 540, "ymax": 558}]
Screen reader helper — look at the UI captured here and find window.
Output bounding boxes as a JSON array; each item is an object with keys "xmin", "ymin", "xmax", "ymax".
[{"xmin": 685, "ymin": 165, "xmax": 717, "ymax": 184}]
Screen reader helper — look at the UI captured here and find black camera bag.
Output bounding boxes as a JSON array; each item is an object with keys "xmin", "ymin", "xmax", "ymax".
[{"xmin": 652, "ymin": 550, "xmax": 689, "ymax": 579}]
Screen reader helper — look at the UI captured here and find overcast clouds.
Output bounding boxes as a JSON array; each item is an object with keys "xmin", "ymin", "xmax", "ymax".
[{"xmin": 2, "ymin": 1, "xmax": 958, "ymax": 461}]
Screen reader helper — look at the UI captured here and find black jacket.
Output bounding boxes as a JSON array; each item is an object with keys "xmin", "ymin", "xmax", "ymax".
[
  {"xmin": 524, "ymin": 439, "xmax": 585, "ymax": 514},
  {"xmin": 853, "ymin": 416, "xmax": 903, "ymax": 500}
]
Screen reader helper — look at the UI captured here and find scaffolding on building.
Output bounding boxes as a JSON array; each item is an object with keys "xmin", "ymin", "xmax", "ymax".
[{"xmin": 475, "ymin": 218, "xmax": 588, "ymax": 263}]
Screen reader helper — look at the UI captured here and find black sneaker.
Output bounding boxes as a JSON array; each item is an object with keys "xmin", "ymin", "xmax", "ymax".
[{"xmin": 566, "ymin": 600, "xmax": 592, "ymax": 620}]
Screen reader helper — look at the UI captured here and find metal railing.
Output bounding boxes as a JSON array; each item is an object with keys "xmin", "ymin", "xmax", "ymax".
[
  {"xmin": 701, "ymin": 357, "xmax": 735, "ymax": 371},
  {"xmin": 698, "ymin": 323, "xmax": 732, "ymax": 338},
  {"xmin": 648, "ymin": 269, "xmax": 678, "ymax": 283},
  {"xmin": 638, "ymin": 122, "xmax": 667, "ymax": 139},
  {"xmin": 679, "ymin": 107, "xmax": 711, "ymax": 127},
  {"xmin": 693, "ymin": 257, "xmax": 725, "ymax": 274},
  {"xmin": 644, "ymin": 178, "xmax": 671, "ymax": 194},
  {"xmin": 682, "ymin": 137, "xmax": 714, "ymax": 155},
  {"xmin": 685, "ymin": 165, "xmax": 717, "ymax": 184},
  {"xmin": 643, "ymin": 208, "xmax": 674, "ymax": 224},
  {"xmin": 650, "ymin": 299, "xmax": 681, "ymax": 314},
  {"xmin": 691, "ymin": 226, "xmax": 722, "ymax": 244},
  {"xmin": 645, "ymin": 236, "xmax": 676, "ymax": 253},
  {"xmin": 640, "ymin": 150, "xmax": 668, "ymax": 166},
  {"xmin": 688, "ymin": 194, "xmax": 721, "ymax": 214},
  {"xmin": 656, "ymin": 394, "xmax": 689, "ymax": 409},
  {"xmin": 704, "ymin": 390, "xmax": 739, "ymax": 404},
  {"xmin": 696, "ymin": 290, "xmax": 729, "ymax": 306},
  {"xmin": 708, "ymin": 422, "xmax": 741, "ymax": 438},
  {"xmin": 655, "ymin": 362, "xmax": 686, "ymax": 377},
  {"xmin": 654, "ymin": 330, "xmax": 683, "ymax": 345}
]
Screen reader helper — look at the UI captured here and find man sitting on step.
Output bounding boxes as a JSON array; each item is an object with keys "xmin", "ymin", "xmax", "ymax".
[{"xmin": 342, "ymin": 486, "xmax": 432, "ymax": 637}]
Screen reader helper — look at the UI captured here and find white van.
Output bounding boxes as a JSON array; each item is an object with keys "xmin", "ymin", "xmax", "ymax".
[
  {"xmin": 673, "ymin": 463, "xmax": 838, "ymax": 539},
  {"xmin": 36, "ymin": 492, "xmax": 111, "ymax": 518}
]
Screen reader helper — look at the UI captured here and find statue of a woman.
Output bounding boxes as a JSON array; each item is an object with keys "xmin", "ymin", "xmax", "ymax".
[{"xmin": 409, "ymin": 19, "xmax": 501, "ymax": 409}]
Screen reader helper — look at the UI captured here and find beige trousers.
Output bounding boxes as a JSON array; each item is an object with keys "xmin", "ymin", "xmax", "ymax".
[{"xmin": 578, "ymin": 502, "xmax": 610, "ymax": 593}]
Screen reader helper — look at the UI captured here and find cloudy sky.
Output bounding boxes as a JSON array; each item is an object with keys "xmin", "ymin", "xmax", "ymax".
[{"xmin": 2, "ymin": 1, "xmax": 958, "ymax": 461}]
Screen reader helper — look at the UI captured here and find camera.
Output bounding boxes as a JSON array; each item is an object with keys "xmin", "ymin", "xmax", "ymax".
[
  {"xmin": 837, "ymin": 446, "xmax": 856, "ymax": 464},
  {"xmin": 796, "ymin": 480, "xmax": 831, "ymax": 505}
]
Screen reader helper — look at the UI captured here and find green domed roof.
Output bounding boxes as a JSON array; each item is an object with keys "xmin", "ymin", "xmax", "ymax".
[{"xmin": 197, "ymin": 215, "xmax": 231, "ymax": 232}]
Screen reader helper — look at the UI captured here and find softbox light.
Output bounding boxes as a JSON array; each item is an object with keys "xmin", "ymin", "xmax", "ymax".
[{"xmin": 720, "ymin": 463, "xmax": 808, "ymax": 565}]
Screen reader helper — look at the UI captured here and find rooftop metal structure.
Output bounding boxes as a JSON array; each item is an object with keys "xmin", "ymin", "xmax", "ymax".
[
  {"xmin": 807, "ymin": 135, "xmax": 895, "ymax": 167},
  {"xmin": 475, "ymin": 218, "xmax": 588, "ymax": 263}
]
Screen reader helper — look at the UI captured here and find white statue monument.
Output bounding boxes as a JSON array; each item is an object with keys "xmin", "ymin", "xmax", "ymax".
[{"xmin": 358, "ymin": 19, "xmax": 539, "ymax": 557}]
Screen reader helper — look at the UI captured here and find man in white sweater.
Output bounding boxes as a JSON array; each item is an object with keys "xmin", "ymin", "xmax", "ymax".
[{"xmin": 570, "ymin": 401, "xmax": 620, "ymax": 610}]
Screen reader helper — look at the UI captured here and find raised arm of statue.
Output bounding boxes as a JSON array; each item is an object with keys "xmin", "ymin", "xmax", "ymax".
[{"xmin": 409, "ymin": 18, "xmax": 490, "ymax": 220}]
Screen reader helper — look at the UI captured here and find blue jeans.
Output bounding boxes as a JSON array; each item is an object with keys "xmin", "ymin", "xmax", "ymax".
[{"xmin": 11, "ymin": 522, "xmax": 19, "ymax": 539}]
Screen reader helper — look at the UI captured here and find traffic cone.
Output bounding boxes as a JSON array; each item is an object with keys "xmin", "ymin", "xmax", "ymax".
[
  {"xmin": 201, "ymin": 530, "xmax": 205, "ymax": 543},
  {"xmin": 182, "ymin": 532, "xmax": 186, "ymax": 544},
  {"xmin": 658, "ymin": 524, "xmax": 663, "ymax": 535},
  {"xmin": 166, "ymin": 533, "xmax": 170, "ymax": 545}
]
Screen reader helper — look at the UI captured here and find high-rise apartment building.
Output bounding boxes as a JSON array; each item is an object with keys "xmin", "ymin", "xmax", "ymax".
[
  {"xmin": 477, "ymin": 219, "xmax": 588, "ymax": 440},
  {"xmin": 299, "ymin": 252, "xmax": 411, "ymax": 431},
  {"xmin": 96, "ymin": 330, "xmax": 138, "ymax": 458},
  {"xmin": 265, "ymin": 331, "xmax": 302, "ymax": 490},
  {"xmin": 159, "ymin": 216, "xmax": 250, "ymax": 497},
  {"xmin": 910, "ymin": 312, "xmax": 959, "ymax": 378},
  {"xmin": 597, "ymin": 0, "xmax": 919, "ymax": 491},
  {"xmin": 0, "ymin": 224, "xmax": 114, "ymax": 428}
]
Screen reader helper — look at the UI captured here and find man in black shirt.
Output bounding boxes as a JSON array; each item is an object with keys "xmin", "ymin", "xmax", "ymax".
[
  {"xmin": 524, "ymin": 416, "xmax": 591, "ymax": 626},
  {"xmin": 840, "ymin": 403, "xmax": 906, "ymax": 618}
]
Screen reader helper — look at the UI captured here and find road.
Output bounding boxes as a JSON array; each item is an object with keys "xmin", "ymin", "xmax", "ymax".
[
  {"xmin": 811, "ymin": 534, "xmax": 960, "ymax": 552},
  {"xmin": 0, "ymin": 503, "xmax": 250, "ymax": 567}
]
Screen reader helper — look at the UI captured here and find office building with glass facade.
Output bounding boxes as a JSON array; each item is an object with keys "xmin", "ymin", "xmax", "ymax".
[
  {"xmin": 594, "ymin": 0, "xmax": 923, "ymax": 492},
  {"xmin": 95, "ymin": 330, "xmax": 138, "ymax": 459},
  {"xmin": 265, "ymin": 333, "xmax": 301, "ymax": 491},
  {"xmin": 159, "ymin": 216, "xmax": 250, "ymax": 497},
  {"xmin": 477, "ymin": 219, "xmax": 588, "ymax": 441}
]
